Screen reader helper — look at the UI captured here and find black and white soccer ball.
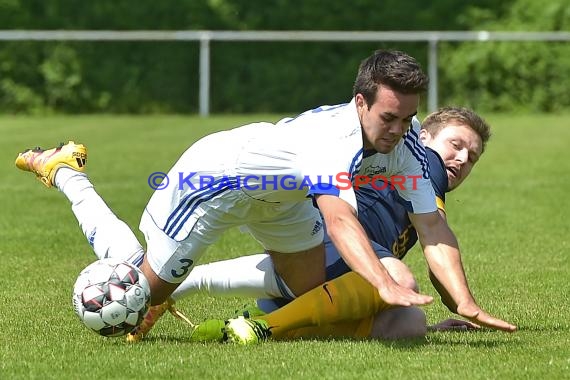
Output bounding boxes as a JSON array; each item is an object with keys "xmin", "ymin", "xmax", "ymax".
[{"xmin": 72, "ymin": 258, "xmax": 151, "ymax": 337}]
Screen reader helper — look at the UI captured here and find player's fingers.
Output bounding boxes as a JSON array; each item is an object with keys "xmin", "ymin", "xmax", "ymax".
[
  {"xmin": 379, "ymin": 289, "xmax": 411, "ymax": 307},
  {"xmin": 416, "ymin": 294, "xmax": 434, "ymax": 305},
  {"xmin": 459, "ymin": 307, "xmax": 516, "ymax": 331},
  {"xmin": 381, "ymin": 287, "xmax": 432, "ymax": 307},
  {"xmin": 448, "ymin": 319, "xmax": 478, "ymax": 328},
  {"xmin": 475, "ymin": 313, "xmax": 517, "ymax": 332},
  {"xmin": 466, "ymin": 321, "xmax": 481, "ymax": 329},
  {"xmin": 405, "ymin": 289, "xmax": 433, "ymax": 306},
  {"xmin": 458, "ymin": 321, "xmax": 480, "ymax": 330},
  {"xmin": 488, "ymin": 320, "xmax": 517, "ymax": 332}
]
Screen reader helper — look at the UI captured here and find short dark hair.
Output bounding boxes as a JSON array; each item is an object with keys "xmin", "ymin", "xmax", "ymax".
[
  {"xmin": 353, "ymin": 50, "xmax": 429, "ymax": 108},
  {"xmin": 422, "ymin": 107, "xmax": 492, "ymax": 153}
]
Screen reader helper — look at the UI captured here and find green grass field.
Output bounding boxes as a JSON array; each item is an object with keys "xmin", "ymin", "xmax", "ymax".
[{"xmin": 0, "ymin": 114, "xmax": 569, "ymax": 379}]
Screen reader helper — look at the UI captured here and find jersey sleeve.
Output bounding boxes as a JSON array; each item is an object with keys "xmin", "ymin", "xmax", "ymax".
[
  {"xmin": 394, "ymin": 119, "xmax": 437, "ymax": 214},
  {"xmin": 425, "ymin": 147, "xmax": 448, "ymax": 212},
  {"xmin": 303, "ymin": 137, "xmax": 363, "ymax": 212},
  {"xmin": 279, "ymin": 101, "xmax": 364, "ymax": 212}
]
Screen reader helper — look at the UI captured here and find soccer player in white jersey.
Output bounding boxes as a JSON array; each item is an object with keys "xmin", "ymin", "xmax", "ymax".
[
  {"xmin": 16, "ymin": 49, "xmax": 474, "ymax": 341},
  {"xmin": 174, "ymin": 107, "xmax": 517, "ymax": 342}
]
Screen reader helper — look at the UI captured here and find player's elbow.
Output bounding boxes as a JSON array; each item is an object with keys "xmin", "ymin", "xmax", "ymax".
[
  {"xmin": 412, "ymin": 210, "xmax": 445, "ymax": 234},
  {"xmin": 413, "ymin": 212, "xmax": 457, "ymax": 248}
]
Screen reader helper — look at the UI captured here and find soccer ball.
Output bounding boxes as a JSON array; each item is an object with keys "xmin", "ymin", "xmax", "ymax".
[{"xmin": 72, "ymin": 258, "xmax": 151, "ymax": 337}]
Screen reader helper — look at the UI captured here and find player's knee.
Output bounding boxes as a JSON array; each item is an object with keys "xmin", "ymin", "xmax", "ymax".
[
  {"xmin": 402, "ymin": 278, "xmax": 419, "ymax": 293},
  {"xmin": 370, "ymin": 306, "xmax": 427, "ymax": 340},
  {"xmin": 380, "ymin": 258, "xmax": 419, "ymax": 292},
  {"xmin": 392, "ymin": 273, "xmax": 419, "ymax": 292},
  {"xmin": 283, "ymin": 270, "xmax": 325, "ymax": 297},
  {"xmin": 269, "ymin": 244, "xmax": 325, "ymax": 296}
]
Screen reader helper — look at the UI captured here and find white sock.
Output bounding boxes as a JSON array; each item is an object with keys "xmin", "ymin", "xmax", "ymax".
[
  {"xmin": 171, "ymin": 253, "xmax": 294, "ymax": 301},
  {"xmin": 55, "ymin": 167, "xmax": 144, "ymax": 264}
]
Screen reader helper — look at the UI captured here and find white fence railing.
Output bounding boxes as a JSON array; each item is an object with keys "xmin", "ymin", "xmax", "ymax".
[{"xmin": 2, "ymin": 30, "xmax": 569, "ymax": 115}]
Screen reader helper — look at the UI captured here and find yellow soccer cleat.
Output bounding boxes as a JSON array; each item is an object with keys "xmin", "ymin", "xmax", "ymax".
[
  {"xmin": 15, "ymin": 141, "xmax": 87, "ymax": 188},
  {"xmin": 126, "ymin": 297, "xmax": 194, "ymax": 342}
]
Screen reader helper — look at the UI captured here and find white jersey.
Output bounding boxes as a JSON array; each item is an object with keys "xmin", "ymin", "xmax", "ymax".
[
  {"xmin": 141, "ymin": 98, "xmax": 436, "ymax": 281},
  {"xmin": 231, "ymin": 101, "xmax": 364, "ymax": 206},
  {"xmin": 232, "ymin": 99, "xmax": 436, "ymax": 213},
  {"xmin": 359, "ymin": 116, "xmax": 436, "ymax": 214},
  {"xmin": 145, "ymin": 98, "xmax": 435, "ymax": 243},
  {"xmin": 148, "ymin": 98, "xmax": 435, "ymax": 218}
]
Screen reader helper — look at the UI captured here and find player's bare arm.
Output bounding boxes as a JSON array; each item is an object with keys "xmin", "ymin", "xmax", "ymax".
[
  {"xmin": 316, "ymin": 194, "xmax": 433, "ymax": 307},
  {"xmin": 409, "ymin": 211, "xmax": 517, "ymax": 332}
]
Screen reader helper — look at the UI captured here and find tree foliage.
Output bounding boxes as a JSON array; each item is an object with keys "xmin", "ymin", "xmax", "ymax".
[
  {"xmin": 0, "ymin": 0, "xmax": 567, "ymax": 114},
  {"xmin": 439, "ymin": 0, "xmax": 570, "ymax": 112}
]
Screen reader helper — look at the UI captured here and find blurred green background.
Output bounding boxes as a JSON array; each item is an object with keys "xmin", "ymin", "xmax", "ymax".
[{"xmin": 0, "ymin": 0, "xmax": 568, "ymax": 114}]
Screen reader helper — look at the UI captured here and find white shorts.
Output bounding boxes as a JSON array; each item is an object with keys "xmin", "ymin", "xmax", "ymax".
[{"xmin": 140, "ymin": 130, "xmax": 324, "ymax": 283}]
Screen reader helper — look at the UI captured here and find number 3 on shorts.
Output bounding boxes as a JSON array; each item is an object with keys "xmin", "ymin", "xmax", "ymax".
[{"xmin": 171, "ymin": 258, "xmax": 194, "ymax": 278}]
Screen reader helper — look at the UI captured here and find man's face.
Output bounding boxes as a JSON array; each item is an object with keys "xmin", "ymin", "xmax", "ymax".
[
  {"xmin": 420, "ymin": 124, "xmax": 483, "ymax": 191},
  {"xmin": 356, "ymin": 85, "xmax": 419, "ymax": 154}
]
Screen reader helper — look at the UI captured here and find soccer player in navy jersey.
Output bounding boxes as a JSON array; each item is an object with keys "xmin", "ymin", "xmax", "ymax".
[{"xmin": 177, "ymin": 107, "xmax": 517, "ymax": 342}]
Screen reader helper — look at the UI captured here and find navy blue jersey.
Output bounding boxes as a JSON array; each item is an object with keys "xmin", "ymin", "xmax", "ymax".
[
  {"xmin": 321, "ymin": 147, "xmax": 447, "ymax": 282},
  {"xmin": 355, "ymin": 147, "xmax": 447, "ymax": 259},
  {"xmin": 260, "ymin": 147, "xmax": 450, "ymax": 310},
  {"xmin": 324, "ymin": 147, "xmax": 447, "ymax": 265}
]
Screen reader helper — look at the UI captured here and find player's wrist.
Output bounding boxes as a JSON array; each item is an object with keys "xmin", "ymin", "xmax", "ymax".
[{"xmin": 371, "ymin": 270, "xmax": 398, "ymax": 292}]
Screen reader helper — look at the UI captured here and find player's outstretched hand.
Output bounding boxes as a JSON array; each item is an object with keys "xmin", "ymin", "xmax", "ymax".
[
  {"xmin": 378, "ymin": 283, "xmax": 433, "ymax": 307},
  {"xmin": 428, "ymin": 318, "xmax": 480, "ymax": 332},
  {"xmin": 456, "ymin": 303, "xmax": 517, "ymax": 332}
]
